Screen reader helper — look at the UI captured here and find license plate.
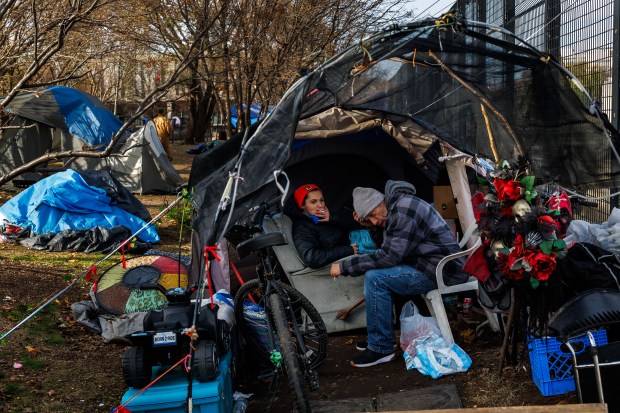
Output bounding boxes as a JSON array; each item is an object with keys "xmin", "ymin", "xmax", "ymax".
[{"xmin": 153, "ymin": 331, "xmax": 176, "ymax": 347}]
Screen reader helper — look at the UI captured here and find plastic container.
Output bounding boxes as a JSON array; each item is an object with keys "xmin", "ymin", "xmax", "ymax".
[
  {"xmin": 528, "ymin": 329, "xmax": 608, "ymax": 396},
  {"xmin": 120, "ymin": 351, "xmax": 233, "ymax": 413}
]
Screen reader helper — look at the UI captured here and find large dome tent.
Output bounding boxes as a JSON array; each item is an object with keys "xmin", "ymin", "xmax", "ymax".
[{"xmin": 189, "ymin": 14, "xmax": 620, "ymax": 256}]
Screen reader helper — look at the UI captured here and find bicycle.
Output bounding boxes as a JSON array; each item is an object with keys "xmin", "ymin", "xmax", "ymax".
[{"xmin": 228, "ymin": 196, "xmax": 328, "ymax": 412}]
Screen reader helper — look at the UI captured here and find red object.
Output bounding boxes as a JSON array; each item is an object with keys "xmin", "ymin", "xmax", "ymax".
[
  {"xmin": 494, "ymin": 178, "xmax": 525, "ymax": 202},
  {"xmin": 548, "ymin": 191, "xmax": 572, "ymax": 218},
  {"xmin": 462, "ymin": 244, "xmax": 491, "ymax": 282},
  {"xmin": 293, "ymin": 184, "xmax": 321, "ymax": 209},
  {"xmin": 121, "ymin": 242, "xmax": 127, "ymax": 269},
  {"xmin": 114, "ymin": 406, "xmax": 132, "ymax": 413},
  {"xmin": 204, "ymin": 246, "xmax": 221, "ymax": 310},
  {"xmin": 4, "ymin": 224, "xmax": 21, "ymax": 233},
  {"xmin": 471, "ymin": 192, "xmax": 486, "ymax": 222},
  {"xmin": 463, "ymin": 298, "xmax": 473, "ymax": 316}
]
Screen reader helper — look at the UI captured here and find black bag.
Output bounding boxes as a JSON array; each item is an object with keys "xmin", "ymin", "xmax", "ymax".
[
  {"xmin": 478, "ymin": 246, "xmax": 511, "ymax": 312},
  {"xmin": 556, "ymin": 242, "xmax": 620, "ymax": 296}
]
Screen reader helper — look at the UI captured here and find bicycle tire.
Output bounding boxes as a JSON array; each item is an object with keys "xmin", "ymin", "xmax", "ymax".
[
  {"xmin": 269, "ymin": 291, "xmax": 312, "ymax": 412},
  {"xmin": 234, "ymin": 279, "xmax": 328, "ymax": 368}
]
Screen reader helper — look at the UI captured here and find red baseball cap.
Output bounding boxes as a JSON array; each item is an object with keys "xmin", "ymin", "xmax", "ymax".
[{"xmin": 294, "ymin": 184, "xmax": 321, "ymax": 209}]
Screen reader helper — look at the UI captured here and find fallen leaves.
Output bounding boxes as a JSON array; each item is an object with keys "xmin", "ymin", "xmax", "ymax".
[{"xmin": 25, "ymin": 345, "xmax": 39, "ymax": 354}]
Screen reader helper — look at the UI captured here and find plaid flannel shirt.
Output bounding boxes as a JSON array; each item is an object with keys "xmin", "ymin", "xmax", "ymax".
[{"xmin": 340, "ymin": 192, "xmax": 468, "ymax": 286}]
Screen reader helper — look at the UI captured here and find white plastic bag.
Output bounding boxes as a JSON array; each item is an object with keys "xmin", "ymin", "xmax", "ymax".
[
  {"xmin": 404, "ymin": 334, "xmax": 472, "ymax": 378},
  {"xmin": 399, "ymin": 300, "xmax": 441, "ymax": 352}
]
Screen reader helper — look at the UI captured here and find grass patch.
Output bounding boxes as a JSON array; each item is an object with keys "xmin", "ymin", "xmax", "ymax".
[
  {"xmin": 21, "ymin": 352, "xmax": 44, "ymax": 369},
  {"xmin": 4, "ymin": 382, "xmax": 23, "ymax": 396},
  {"xmin": 44, "ymin": 331, "xmax": 65, "ymax": 345},
  {"xmin": 164, "ymin": 189, "xmax": 193, "ymax": 233},
  {"xmin": 25, "ymin": 304, "xmax": 59, "ymax": 335}
]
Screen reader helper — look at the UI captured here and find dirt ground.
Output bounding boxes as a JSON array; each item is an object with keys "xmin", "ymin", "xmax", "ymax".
[{"xmin": 0, "ymin": 144, "xmax": 575, "ymax": 412}]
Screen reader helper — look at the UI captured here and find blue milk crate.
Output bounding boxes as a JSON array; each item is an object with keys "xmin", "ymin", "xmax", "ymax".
[
  {"xmin": 120, "ymin": 352, "xmax": 233, "ymax": 413},
  {"xmin": 528, "ymin": 329, "xmax": 608, "ymax": 396}
]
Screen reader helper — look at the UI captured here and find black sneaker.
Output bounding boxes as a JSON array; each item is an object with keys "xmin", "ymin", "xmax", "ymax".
[
  {"xmin": 355, "ymin": 340, "xmax": 398, "ymax": 352},
  {"xmin": 350, "ymin": 349, "xmax": 395, "ymax": 368}
]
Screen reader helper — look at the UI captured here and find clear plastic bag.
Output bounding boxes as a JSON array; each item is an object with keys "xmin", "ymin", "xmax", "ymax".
[
  {"xmin": 404, "ymin": 334, "xmax": 472, "ymax": 378},
  {"xmin": 399, "ymin": 301, "xmax": 441, "ymax": 352}
]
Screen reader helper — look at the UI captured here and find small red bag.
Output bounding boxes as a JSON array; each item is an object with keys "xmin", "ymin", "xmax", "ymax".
[{"xmin": 462, "ymin": 243, "xmax": 491, "ymax": 282}]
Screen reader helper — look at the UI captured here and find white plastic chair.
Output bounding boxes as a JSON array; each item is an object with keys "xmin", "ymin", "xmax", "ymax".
[{"xmin": 422, "ymin": 222, "xmax": 500, "ymax": 344}]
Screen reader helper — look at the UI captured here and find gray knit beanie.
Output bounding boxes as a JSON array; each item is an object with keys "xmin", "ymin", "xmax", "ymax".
[{"xmin": 352, "ymin": 187, "xmax": 384, "ymax": 220}]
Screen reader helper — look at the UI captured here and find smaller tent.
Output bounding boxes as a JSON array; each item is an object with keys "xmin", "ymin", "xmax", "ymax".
[
  {"xmin": 0, "ymin": 86, "xmax": 184, "ymax": 194},
  {"xmin": 71, "ymin": 121, "xmax": 185, "ymax": 194},
  {"xmin": 230, "ymin": 104, "xmax": 270, "ymax": 128},
  {"xmin": 0, "ymin": 86, "xmax": 122, "ymax": 185}
]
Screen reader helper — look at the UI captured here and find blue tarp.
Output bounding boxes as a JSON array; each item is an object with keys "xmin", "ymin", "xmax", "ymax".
[
  {"xmin": 0, "ymin": 170, "xmax": 159, "ymax": 243},
  {"xmin": 230, "ymin": 103, "xmax": 271, "ymax": 128}
]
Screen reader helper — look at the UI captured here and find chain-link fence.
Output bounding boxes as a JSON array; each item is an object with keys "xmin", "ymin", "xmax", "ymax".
[{"xmin": 457, "ymin": 0, "xmax": 617, "ymax": 222}]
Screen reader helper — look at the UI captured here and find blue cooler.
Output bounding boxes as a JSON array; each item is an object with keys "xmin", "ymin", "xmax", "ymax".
[{"xmin": 121, "ymin": 352, "xmax": 233, "ymax": 413}]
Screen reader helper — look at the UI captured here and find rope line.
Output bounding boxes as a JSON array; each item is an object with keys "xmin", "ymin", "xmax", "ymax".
[{"xmin": 115, "ymin": 354, "xmax": 191, "ymax": 411}]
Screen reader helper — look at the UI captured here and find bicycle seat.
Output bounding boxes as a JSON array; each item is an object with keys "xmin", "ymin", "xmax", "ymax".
[{"xmin": 236, "ymin": 232, "xmax": 288, "ymax": 258}]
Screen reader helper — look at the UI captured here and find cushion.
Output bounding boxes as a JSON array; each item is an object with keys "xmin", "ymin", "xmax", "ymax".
[{"xmin": 263, "ymin": 213, "xmax": 307, "ymax": 273}]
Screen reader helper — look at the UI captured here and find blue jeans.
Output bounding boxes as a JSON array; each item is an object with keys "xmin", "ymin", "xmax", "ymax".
[{"xmin": 364, "ymin": 265, "xmax": 436, "ymax": 354}]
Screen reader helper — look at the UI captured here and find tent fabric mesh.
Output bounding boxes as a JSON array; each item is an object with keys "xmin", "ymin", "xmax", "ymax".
[
  {"xmin": 189, "ymin": 15, "xmax": 620, "ymax": 247},
  {"xmin": 300, "ymin": 19, "xmax": 619, "ymax": 186}
]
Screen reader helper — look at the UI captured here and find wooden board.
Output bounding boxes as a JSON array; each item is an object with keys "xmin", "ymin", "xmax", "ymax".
[{"xmin": 386, "ymin": 403, "xmax": 607, "ymax": 412}]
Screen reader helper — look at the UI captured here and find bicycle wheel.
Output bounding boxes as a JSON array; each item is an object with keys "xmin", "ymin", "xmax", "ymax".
[
  {"xmin": 234, "ymin": 279, "xmax": 328, "ymax": 368},
  {"xmin": 269, "ymin": 291, "xmax": 311, "ymax": 412}
]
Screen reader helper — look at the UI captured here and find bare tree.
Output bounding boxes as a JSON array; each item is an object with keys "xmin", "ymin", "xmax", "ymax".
[
  {"xmin": 220, "ymin": 0, "xmax": 408, "ymax": 131},
  {"xmin": 0, "ymin": 0, "xmax": 221, "ymax": 186}
]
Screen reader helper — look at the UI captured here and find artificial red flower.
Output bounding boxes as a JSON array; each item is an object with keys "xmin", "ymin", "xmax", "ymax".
[
  {"xmin": 494, "ymin": 178, "xmax": 525, "ymax": 202},
  {"xmin": 498, "ymin": 249, "xmax": 526, "ymax": 281},
  {"xmin": 511, "ymin": 234, "xmax": 524, "ymax": 256},
  {"xmin": 537, "ymin": 214, "xmax": 559, "ymax": 238},
  {"xmin": 524, "ymin": 251, "xmax": 556, "ymax": 281},
  {"xmin": 500, "ymin": 205, "xmax": 514, "ymax": 217}
]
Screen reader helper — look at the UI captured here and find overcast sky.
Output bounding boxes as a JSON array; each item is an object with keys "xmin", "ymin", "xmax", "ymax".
[{"xmin": 403, "ymin": 0, "xmax": 456, "ymax": 18}]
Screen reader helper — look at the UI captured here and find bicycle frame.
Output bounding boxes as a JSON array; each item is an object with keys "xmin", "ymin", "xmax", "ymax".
[{"xmin": 254, "ymin": 243, "xmax": 317, "ymax": 382}]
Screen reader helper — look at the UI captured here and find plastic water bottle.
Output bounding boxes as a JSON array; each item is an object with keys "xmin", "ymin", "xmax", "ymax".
[{"xmin": 232, "ymin": 399, "xmax": 248, "ymax": 413}]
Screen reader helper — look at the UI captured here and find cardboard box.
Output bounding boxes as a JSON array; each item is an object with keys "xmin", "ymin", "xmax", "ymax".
[{"xmin": 433, "ymin": 186, "xmax": 458, "ymax": 219}]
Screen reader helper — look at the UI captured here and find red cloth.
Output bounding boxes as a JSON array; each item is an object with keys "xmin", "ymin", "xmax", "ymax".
[{"xmin": 462, "ymin": 244, "xmax": 491, "ymax": 282}]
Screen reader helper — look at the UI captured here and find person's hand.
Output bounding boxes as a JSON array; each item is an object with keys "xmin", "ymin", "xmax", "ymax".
[
  {"xmin": 316, "ymin": 207, "xmax": 330, "ymax": 222},
  {"xmin": 351, "ymin": 243, "xmax": 359, "ymax": 254},
  {"xmin": 330, "ymin": 263, "xmax": 341, "ymax": 279}
]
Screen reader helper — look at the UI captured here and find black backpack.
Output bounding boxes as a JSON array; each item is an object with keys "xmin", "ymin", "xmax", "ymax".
[{"xmin": 556, "ymin": 242, "xmax": 620, "ymax": 295}]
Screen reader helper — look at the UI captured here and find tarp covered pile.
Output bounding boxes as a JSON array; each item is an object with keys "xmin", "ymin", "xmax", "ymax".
[{"xmin": 0, "ymin": 169, "xmax": 159, "ymax": 252}]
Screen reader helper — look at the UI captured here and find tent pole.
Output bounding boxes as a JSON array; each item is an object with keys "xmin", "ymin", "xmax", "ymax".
[
  {"xmin": 480, "ymin": 104, "xmax": 500, "ymax": 163},
  {"xmin": 428, "ymin": 51, "xmax": 526, "ymax": 160}
]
